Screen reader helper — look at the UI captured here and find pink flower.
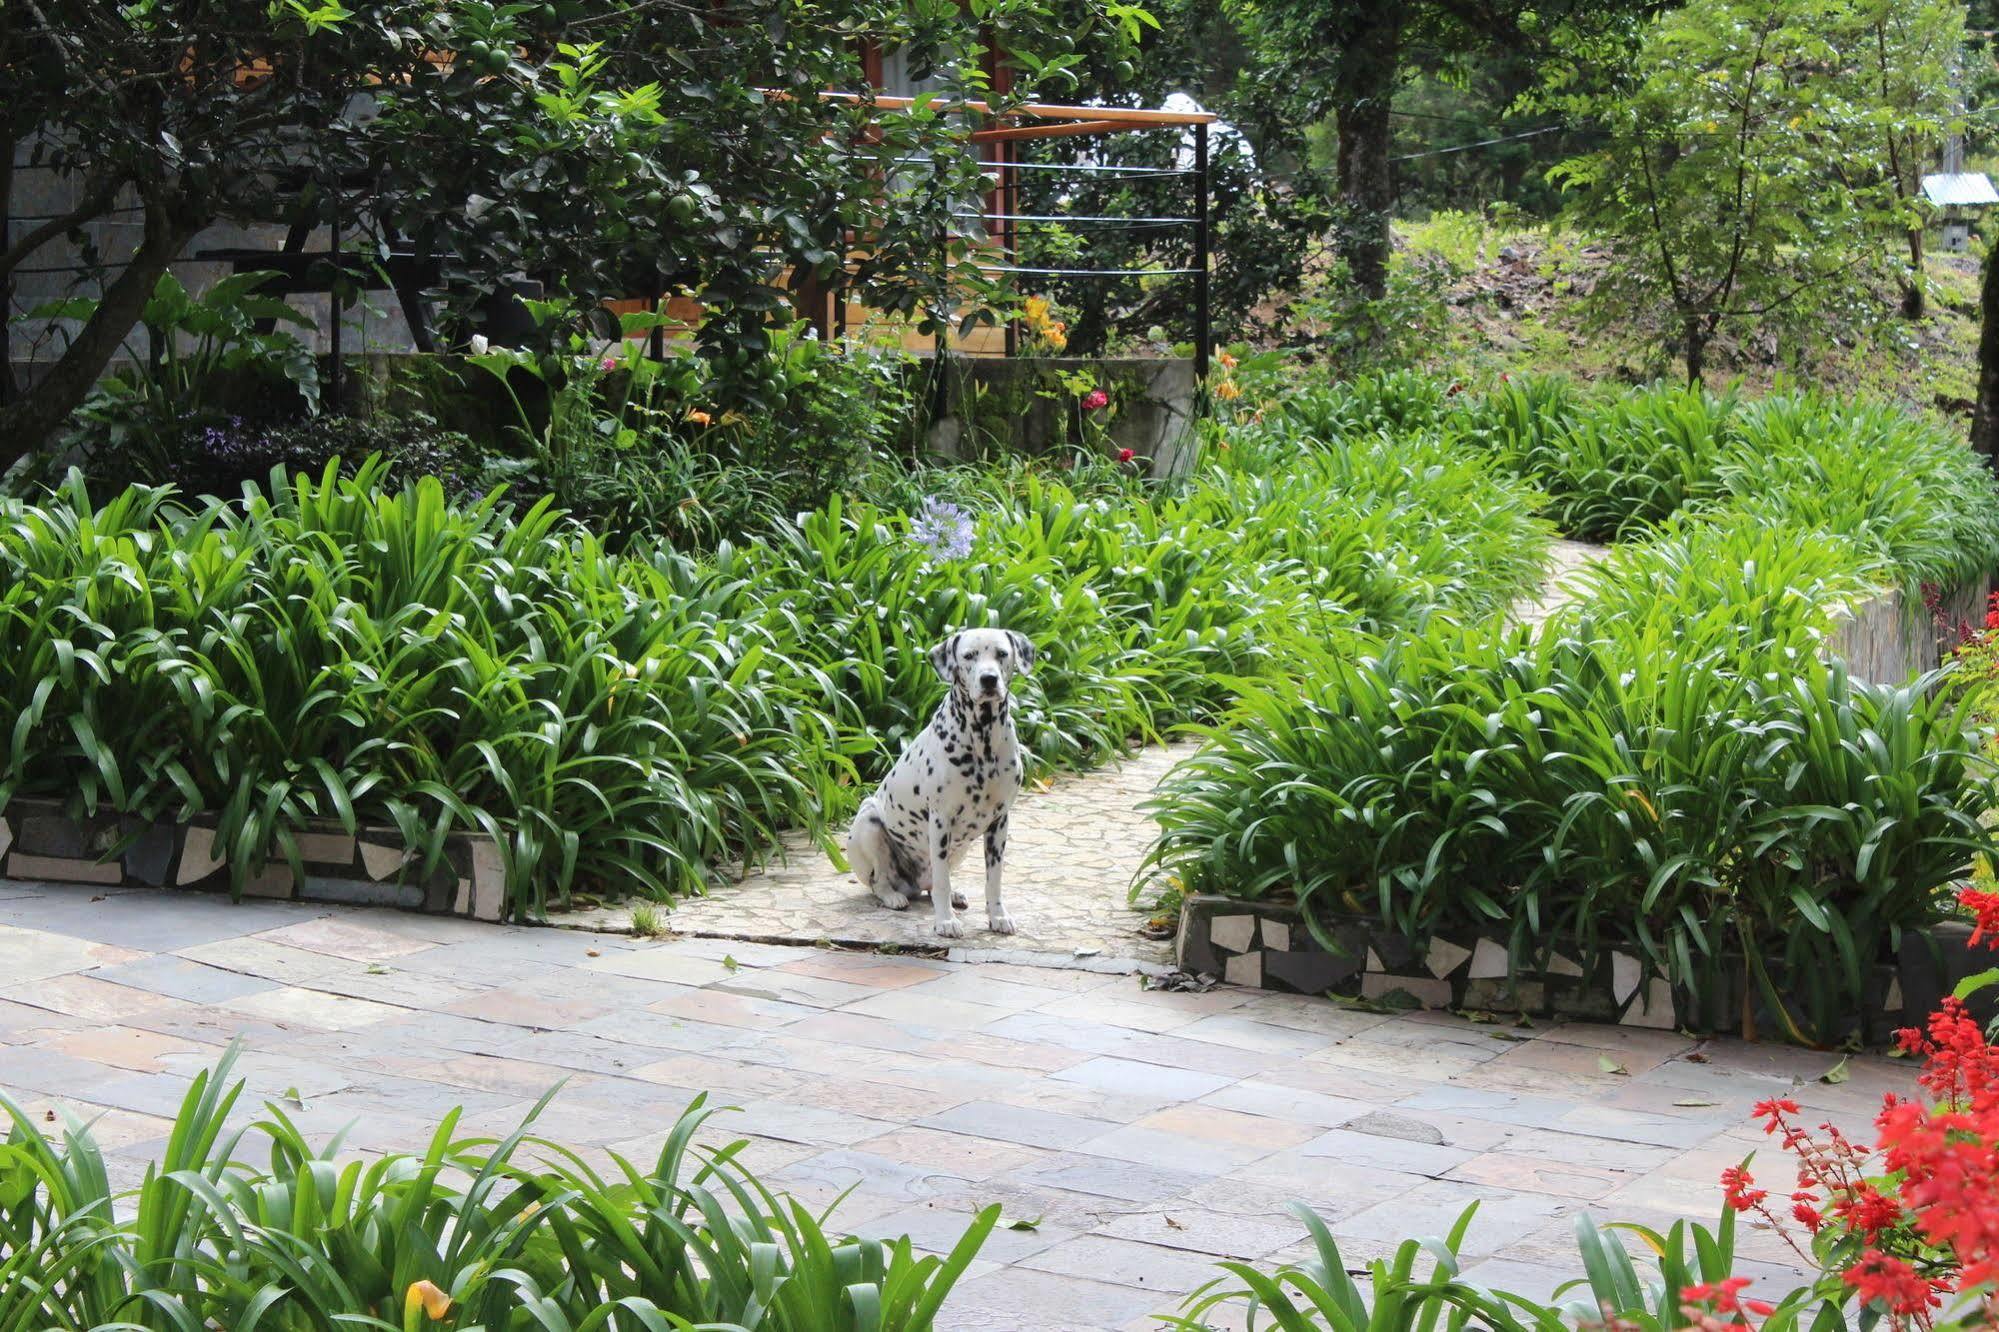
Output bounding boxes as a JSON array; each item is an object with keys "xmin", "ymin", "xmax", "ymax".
[
  {"xmin": 1082, "ymin": 389, "xmax": 1109, "ymax": 411},
  {"xmin": 600, "ymin": 354, "xmax": 620, "ymax": 372}
]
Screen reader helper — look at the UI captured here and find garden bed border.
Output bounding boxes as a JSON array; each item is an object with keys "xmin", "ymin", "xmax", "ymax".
[{"xmin": 0, "ymin": 799, "xmax": 505, "ymax": 920}]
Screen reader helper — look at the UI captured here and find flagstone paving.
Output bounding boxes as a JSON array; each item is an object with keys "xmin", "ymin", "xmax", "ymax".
[{"xmin": 0, "ymin": 878, "xmax": 1909, "ymax": 1330}]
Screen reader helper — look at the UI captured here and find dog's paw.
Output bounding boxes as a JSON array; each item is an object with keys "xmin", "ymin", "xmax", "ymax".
[
  {"xmin": 951, "ymin": 891, "xmax": 968, "ymax": 909},
  {"xmin": 988, "ymin": 907, "xmax": 1017, "ymax": 935},
  {"xmin": 873, "ymin": 891, "xmax": 910, "ymax": 911},
  {"xmin": 934, "ymin": 916, "xmax": 966, "ymax": 939}
]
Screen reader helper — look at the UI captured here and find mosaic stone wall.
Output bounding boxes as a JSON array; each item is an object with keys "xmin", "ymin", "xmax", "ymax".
[
  {"xmin": 0, "ymin": 800, "xmax": 507, "ymax": 920},
  {"xmin": 1176, "ymin": 894, "xmax": 1914, "ymax": 1038}
]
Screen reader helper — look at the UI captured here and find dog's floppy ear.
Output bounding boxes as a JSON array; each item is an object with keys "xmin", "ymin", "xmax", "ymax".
[
  {"xmin": 929, "ymin": 632, "xmax": 961, "ymax": 684},
  {"xmin": 1006, "ymin": 630, "xmax": 1036, "ymax": 674}
]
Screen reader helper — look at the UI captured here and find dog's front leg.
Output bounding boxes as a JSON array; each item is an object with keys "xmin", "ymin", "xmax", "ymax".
[
  {"xmin": 983, "ymin": 811, "xmax": 1015, "ymax": 934},
  {"xmin": 930, "ymin": 812, "xmax": 963, "ymax": 938}
]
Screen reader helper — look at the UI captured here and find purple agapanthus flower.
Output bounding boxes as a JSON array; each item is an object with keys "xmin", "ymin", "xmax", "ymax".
[{"xmin": 910, "ymin": 496, "xmax": 974, "ymax": 565}]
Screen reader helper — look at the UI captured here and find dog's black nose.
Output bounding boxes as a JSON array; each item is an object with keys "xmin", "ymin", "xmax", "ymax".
[{"xmin": 978, "ymin": 671, "xmax": 1002, "ymax": 692}]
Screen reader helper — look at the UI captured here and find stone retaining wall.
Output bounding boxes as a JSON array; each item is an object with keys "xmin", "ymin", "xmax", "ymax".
[
  {"xmin": 0, "ymin": 800, "xmax": 506, "ymax": 919},
  {"xmin": 1827, "ymin": 576, "xmax": 1988, "ymax": 684},
  {"xmin": 1176, "ymin": 893, "xmax": 1919, "ymax": 1040}
]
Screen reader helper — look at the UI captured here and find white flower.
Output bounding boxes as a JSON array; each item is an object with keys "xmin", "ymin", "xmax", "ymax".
[{"xmin": 469, "ymin": 334, "xmax": 491, "ymax": 355}]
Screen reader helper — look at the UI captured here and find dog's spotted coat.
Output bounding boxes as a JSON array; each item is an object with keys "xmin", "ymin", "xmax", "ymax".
[{"xmin": 844, "ymin": 628, "xmax": 1034, "ymax": 938}]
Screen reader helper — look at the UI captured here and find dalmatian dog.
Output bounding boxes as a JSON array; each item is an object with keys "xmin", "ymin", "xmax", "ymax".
[{"xmin": 844, "ymin": 628, "xmax": 1034, "ymax": 938}]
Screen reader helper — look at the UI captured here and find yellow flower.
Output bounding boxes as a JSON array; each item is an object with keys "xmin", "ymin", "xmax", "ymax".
[
  {"xmin": 1044, "ymin": 330, "xmax": 1067, "ymax": 352},
  {"xmin": 1213, "ymin": 378, "xmax": 1242, "ymax": 400},
  {"xmin": 405, "ymin": 1280, "xmax": 454, "ymax": 1323},
  {"xmin": 1023, "ymin": 296, "xmax": 1051, "ymax": 324}
]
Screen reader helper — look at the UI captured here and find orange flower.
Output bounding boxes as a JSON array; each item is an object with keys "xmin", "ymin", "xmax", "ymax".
[
  {"xmin": 1218, "ymin": 350, "xmax": 1238, "ymax": 370},
  {"xmin": 686, "ymin": 409, "xmax": 713, "ymax": 427},
  {"xmin": 405, "ymin": 1280, "xmax": 454, "ymax": 1322},
  {"xmin": 1213, "ymin": 378, "xmax": 1242, "ymax": 401}
]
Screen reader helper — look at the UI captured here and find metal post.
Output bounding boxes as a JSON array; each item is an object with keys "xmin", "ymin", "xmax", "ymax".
[
  {"xmin": 1002, "ymin": 143, "xmax": 1019, "ymax": 357},
  {"xmin": 649, "ymin": 276, "xmax": 666, "ymax": 361},
  {"xmin": 328, "ymin": 184, "xmax": 343, "ymax": 410},
  {"xmin": 1193, "ymin": 120, "xmax": 1210, "ymax": 381}
]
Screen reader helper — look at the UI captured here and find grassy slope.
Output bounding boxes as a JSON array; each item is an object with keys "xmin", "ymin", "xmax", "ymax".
[{"xmin": 1372, "ymin": 216, "xmax": 1984, "ymax": 416}]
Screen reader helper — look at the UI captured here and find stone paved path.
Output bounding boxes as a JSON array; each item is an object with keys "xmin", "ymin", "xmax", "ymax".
[
  {"xmin": 575, "ymin": 538, "xmax": 1612, "ymax": 963},
  {"xmin": 0, "ymin": 880, "xmax": 1899, "ymax": 1329},
  {"xmin": 575, "ymin": 744, "xmax": 1195, "ymax": 967}
]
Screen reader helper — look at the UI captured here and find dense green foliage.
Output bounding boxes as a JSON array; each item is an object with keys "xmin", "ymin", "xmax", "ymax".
[
  {"xmin": 1144, "ymin": 370, "xmax": 1999, "ymax": 1042},
  {"xmin": 0, "ymin": 415, "xmax": 1547, "ymax": 919},
  {"xmin": 0, "ymin": 1048, "xmax": 994, "ymax": 1330}
]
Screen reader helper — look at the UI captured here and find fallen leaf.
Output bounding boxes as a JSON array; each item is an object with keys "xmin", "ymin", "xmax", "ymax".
[
  {"xmin": 281, "ymin": 1086, "xmax": 308, "ymax": 1110},
  {"xmin": 1001, "ymin": 1215, "xmax": 1043, "ymax": 1232},
  {"xmin": 1673, "ymin": 1098, "xmax": 1718, "ymax": 1108},
  {"xmin": 722, "ymin": 954, "xmax": 741, "ymax": 972},
  {"xmin": 1819, "ymin": 1057, "xmax": 1850, "ymax": 1085},
  {"xmin": 1598, "ymin": 1055, "xmax": 1629, "ymax": 1075},
  {"xmin": 43, "ymin": 1110, "xmax": 55, "ymax": 1123},
  {"xmin": 585, "ymin": 948, "xmax": 601, "ymax": 958},
  {"xmin": 1164, "ymin": 1217, "xmax": 1185, "ymax": 1230},
  {"xmin": 364, "ymin": 963, "xmax": 390, "ymax": 975},
  {"xmin": 1487, "ymin": 1030, "xmax": 1531, "ymax": 1043},
  {"xmin": 1685, "ymin": 1052, "xmax": 1709, "ymax": 1064},
  {"xmin": 1073, "ymin": 947, "xmax": 1101, "ymax": 958}
]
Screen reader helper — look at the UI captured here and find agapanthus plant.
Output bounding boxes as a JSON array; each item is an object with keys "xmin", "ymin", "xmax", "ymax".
[{"xmin": 909, "ymin": 496, "xmax": 975, "ymax": 565}]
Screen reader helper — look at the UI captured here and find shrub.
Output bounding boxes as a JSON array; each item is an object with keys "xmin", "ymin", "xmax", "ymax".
[
  {"xmin": 84, "ymin": 411, "xmax": 485, "ymax": 501},
  {"xmin": 1143, "ymin": 544, "xmax": 1998, "ymax": 1042},
  {"xmin": 0, "ymin": 1046, "xmax": 994, "ymax": 1329}
]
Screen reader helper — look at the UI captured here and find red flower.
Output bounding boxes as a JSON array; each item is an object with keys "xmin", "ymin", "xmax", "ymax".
[
  {"xmin": 1843, "ymin": 1251, "xmax": 1939, "ymax": 1316},
  {"xmin": 1681, "ymin": 1276, "xmax": 1764, "ymax": 1316},
  {"xmin": 1082, "ymin": 389, "xmax": 1110, "ymax": 411},
  {"xmin": 1753, "ymin": 1097, "xmax": 1800, "ymax": 1128},
  {"xmin": 1792, "ymin": 1201, "xmax": 1823, "ymax": 1232},
  {"xmin": 1116, "ymin": 448, "xmax": 1135, "ymax": 463},
  {"xmin": 1962, "ymin": 887, "xmax": 1999, "ymax": 950},
  {"xmin": 1838, "ymin": 1183, "xmax": 1902, "ymax": 1237},
  {"xmin": 1720, "ymin": 1165, "xmax": 1767, "ymax": 1212}
]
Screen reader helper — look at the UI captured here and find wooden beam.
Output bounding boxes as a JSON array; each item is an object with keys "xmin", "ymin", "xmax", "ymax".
[
  {"xmin": 813, "ymin": 90, "xmax": 1216, "ymax": 127},
  {"xmin": 969, "ymin": 119, "xmax": 1126, "ymax": 144}
]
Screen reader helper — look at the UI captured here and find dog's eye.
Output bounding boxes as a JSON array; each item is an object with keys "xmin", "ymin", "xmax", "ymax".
[{"xmin": 997, "ymin": 650, "xmax": 1009, "ymax": 661}]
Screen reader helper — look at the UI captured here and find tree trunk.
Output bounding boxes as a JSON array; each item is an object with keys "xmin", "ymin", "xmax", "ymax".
[
  {"xmin": 1902, "ymin": 225, "xmax": 1925, "ymax": 321},
  {"xmin": 1332, "ymin": 3, "xmax": 1403, "ymax": 303},
  {"xmin": 1683, "ymin": 315, "xmax": 1706, "ymax": 386},
  {"xmin": 0, "ymin": 195, "xmax": 195, "ymax": 467},
  {"xmin": 1971, "ymin": 246, "xmax": 1999, "ymax": 470}
]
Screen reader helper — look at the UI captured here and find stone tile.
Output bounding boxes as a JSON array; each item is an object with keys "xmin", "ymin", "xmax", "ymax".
[
  {"xmin": 176, "ymin": 938, "xmax": 354, "ymax": 986},
  {"xmin": 1019, "ymin": 1233, "xmax": 1221, "ymax": 1296},
  {"xmin": 854, "ymin": 1126, "xmax": 1049, "ymax": 1180},
  {"xmin": 863, "ymin": 1203, "xmax": 1072, "ymax": 1264},
  {"xmin": 37, "ymin": 1025, "xmax": 212, "ymax": 1073},
  {"xmin": 986, "ymin": 1012, "xmax": 1278, "ymax": 1079},
  {"xmin": 1052, "ymin": 1056, "xmax": 1235, "ymax": 1103},
  {"xmin": 255, "ymin": 918, "xmax": 436, "ymax": 962},
  {"xmin": 644, "ymin": 986, "xmax": 822, "ymax": 1030},
  {"xmin": 1299, "ymin": 1127, "xmax": 1477, "ymax": 1177},
  {"xmin": 1008, "ymin": 1152, "xmax": 1215, "ymax": 1204},
  {"xmin": 0, "ymin": 923, "xmax": 145, "ymax": 983},
  {"xmin": 1071, "ymin": 1124, "xmax": 1269, "ymax": 1175},
  {"xmin": 921, "ymin": 1100, "xmax": 1121, "ymax": 1150},
  {"xmin": 225, "ymin": 986, "xmax": 409, "ymax": 1031},
  {"xmin": 1334, "ymin": 1180, "xmax": 1574, "ymax": 1259},
  {"xmin": 774, "ymin": 951, "xmax": 949, "ymax": 988},
  {"xmin": 713, "ymin": 970, "xmax": 884, "ymax": 1010},
  {"xmin": 1166, "ymin": 1013, "xmax": 1339, "ymax": 1056},
  {"xmin": 1092, "ymin": 1206, "xmax": 1301, "ymax": 1259},
  {"xmin": 1130, "ymin": 1105, "xmax": 1318, "ymax": 1154},
  {"xmin": 774, "ymin": 1148, "xmax": 977, "ymax": 1207},
  {"xmin": 901, "ymin": 969, "xmax": 1074, "ymax": 1013},
  {"xmin": 93, "ymin": 954, "xmax": 281, "ymax": 1004},
  {"xmin": 843, "ymin": 989, "xmax": 1015, "ymax": 1030},
  {"xmin": 0, "ymin": 972, "xmax": 186, "ymax": 1023},
  {"xmin": 1198, "ymin": 1080, "xmax": 1371, "ymax": 1129},
  {"xmin": 1445, "ymin": 1151, "xmax": 1630, "ymax": 1201},
  {"xmin": 577, "ymin": 946, "xmax": 740, "ymax": 986}
]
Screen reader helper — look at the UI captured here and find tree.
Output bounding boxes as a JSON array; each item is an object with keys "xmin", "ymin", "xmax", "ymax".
[
  {"xmin": 1219, "ymin": 0, "xmax": 1652, "ymax": 303},
  {"xmin": 1551, "ymin": 0, "xmax": 1895, "ymax": 384},
  {"xmin": 1849, "ymin": 0, "xmax": 1964, "ymax": 319},
  {"xmin": 2, "ymin": 0, "xmax": 1114, "ymax": 464}
]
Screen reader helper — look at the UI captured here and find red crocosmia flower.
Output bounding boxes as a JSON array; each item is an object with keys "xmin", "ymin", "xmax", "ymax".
[
  {"xmin": 1720, "ymin": 1165, "xmax": 1767, "ymax": 1212},
  {"xmin": 1962, "ymin": 887, "xmax": 1999, "ymax": 950},
  {"xmin": 1081, "ymin": 389, "xmax": 1110, "ymax": 411},
  {"xmin": 1116, "ymin": 448, "xmax": 1135, "ymax": 463},
  {"xmin": 1681, "ymin": 1277, "xmax": 1754, "ymax": 1314},
  {"xmin": 1843, "ymin": 1251, "xmax": 1939, "ymax": 1316}
]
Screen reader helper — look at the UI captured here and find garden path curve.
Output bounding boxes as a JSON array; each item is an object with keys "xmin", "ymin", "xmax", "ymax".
[{"xmin": 607, "ymin": 539, "xmax": 1608, "ymax": 967}]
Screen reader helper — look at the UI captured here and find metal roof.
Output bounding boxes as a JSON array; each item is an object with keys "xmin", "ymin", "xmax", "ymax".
[{"xmin": 1922, "ymin": 172, "xmax": 1999, "ymax": 206}]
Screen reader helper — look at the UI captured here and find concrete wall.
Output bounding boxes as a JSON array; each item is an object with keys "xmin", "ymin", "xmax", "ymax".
[
  {"xmin": 922, "ymin": 355, "xmax": 1200, "ymax": 479},
  {"xmin": 1826, "ymin": 576, "xmax": 1990, "ymax": 684}
]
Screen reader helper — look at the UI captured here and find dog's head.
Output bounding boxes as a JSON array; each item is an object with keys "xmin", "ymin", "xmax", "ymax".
[{"xmin": 930, "ymin": 628, "xmax": 1035, "ymax": 704}]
